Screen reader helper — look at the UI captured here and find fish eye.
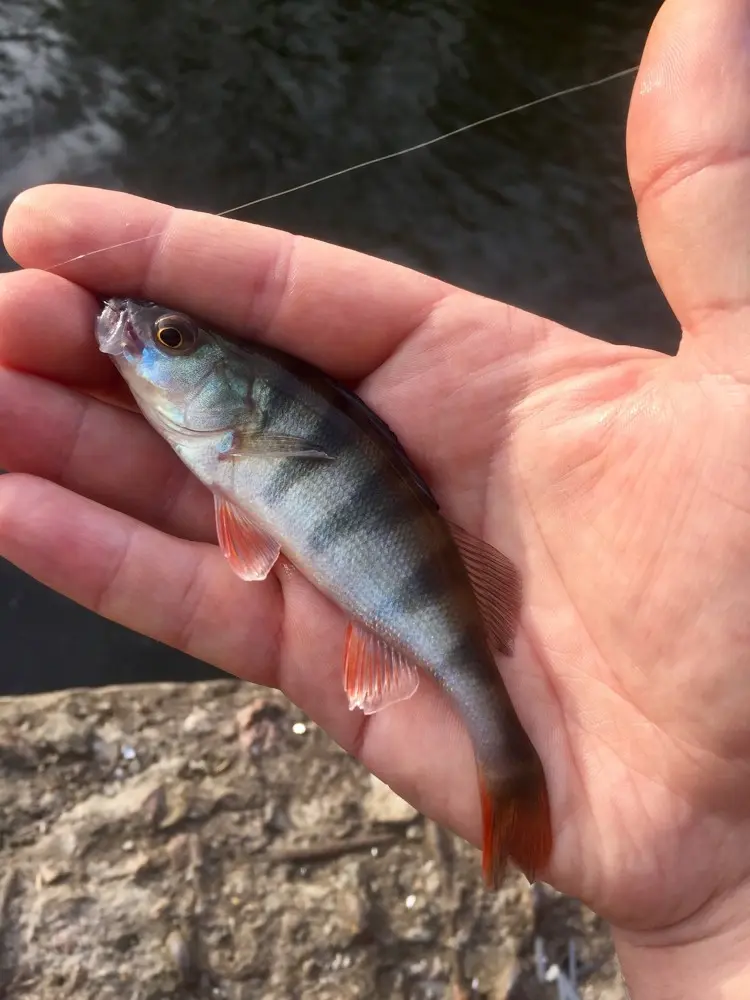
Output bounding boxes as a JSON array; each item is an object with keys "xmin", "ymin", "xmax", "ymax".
[
  {"xmin": 157, "ymin": 326, "xmax": 183, "ymax": 349},
  {"xmin": 153, "ymin": 314, "xmax": 198, "ymax": 354}
]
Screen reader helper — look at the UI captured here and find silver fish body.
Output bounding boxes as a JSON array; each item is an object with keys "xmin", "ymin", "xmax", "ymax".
[{"xmin": 96, "ymin": 297, "xmax": 551, "ymax": 884}]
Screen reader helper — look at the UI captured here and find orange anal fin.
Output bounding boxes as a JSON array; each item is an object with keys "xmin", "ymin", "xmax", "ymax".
[
  {"xmin": 343, "ymin": 622, "xmax": 420, "ymax": 715},
  {"xmin": 477, "ymin": 766, "xmax": 552, "ymax": 889},
  {"xmin": 450, "ymin": 522, "xmax": 522, "ymax": 657},
  {"xmin": 214, "ymin": 495, "xmax": 281, "ymax": 581}
]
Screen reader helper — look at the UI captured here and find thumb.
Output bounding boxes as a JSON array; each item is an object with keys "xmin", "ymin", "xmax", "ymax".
[{"xmin": 627, "ymin": 0, "xmax": 750, "ymax": 376}]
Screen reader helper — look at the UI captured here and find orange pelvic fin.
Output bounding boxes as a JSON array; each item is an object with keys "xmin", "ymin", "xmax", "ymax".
[
  {"xmin": 477, "ymin": 765, "xmax": 552, "ymax": 888},
  {"xmin": 214, "ymin": 496, "xmax": 281, "ymax": 581},
  {"xmin": 449, "ymin": 522, "xmax": 522, "ymax": 657},
  {"xmin": 343, "ymin": 622, "xmax": 420, "ymax": 715}
]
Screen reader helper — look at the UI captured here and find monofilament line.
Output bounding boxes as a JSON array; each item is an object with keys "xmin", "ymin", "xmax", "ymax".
[
  {"xmin": 49, "ymin": 64, "xmax": 639, "ymax": 270},
  {"xmin": 217, "ymin": 65, "xmax": 639, "ymax": 217}
]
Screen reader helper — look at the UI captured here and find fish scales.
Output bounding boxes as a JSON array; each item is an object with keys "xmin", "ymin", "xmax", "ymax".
[{"xmin": 222, "ymin": 377, "xmax": 474, "ymax": 673}]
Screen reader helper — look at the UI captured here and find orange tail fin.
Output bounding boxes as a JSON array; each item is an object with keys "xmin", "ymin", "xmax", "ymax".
[{"xmin": 477, "ymin": 766, "xmax": 552, "ymax": 888}]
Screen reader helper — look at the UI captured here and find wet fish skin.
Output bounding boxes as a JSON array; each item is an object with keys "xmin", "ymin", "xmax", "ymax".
[{"xmin": 95, "ymin": 297, "xmax": 551, "ymax": 884}]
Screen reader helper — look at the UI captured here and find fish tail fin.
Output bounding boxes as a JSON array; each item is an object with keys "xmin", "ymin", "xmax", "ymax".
[{"xmin": 477, "ymin": 764, "xmax": 552, "ymax": 888}]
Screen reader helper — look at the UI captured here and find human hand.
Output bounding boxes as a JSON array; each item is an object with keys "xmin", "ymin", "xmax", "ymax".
[{"xmin": 2, "ymin": 0, "xmax": 750, "ymax": 994}]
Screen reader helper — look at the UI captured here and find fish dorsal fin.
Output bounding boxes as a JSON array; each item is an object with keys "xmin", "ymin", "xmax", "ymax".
[
  {"xmin": 449, "ymin": 522, "xmax": 522, "ymax": 657},
  {"xmin": 215, "ymin": 496, "xmax": 281, "ymax": 581},
  {"xmin": 343, "ymin": 622, "xmax": 420, "ymax": 715}
]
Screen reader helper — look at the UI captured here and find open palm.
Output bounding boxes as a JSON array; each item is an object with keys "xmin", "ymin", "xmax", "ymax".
[{"xmin": 1, "ymin": 0, "xmax": 749, "ymax": 965}]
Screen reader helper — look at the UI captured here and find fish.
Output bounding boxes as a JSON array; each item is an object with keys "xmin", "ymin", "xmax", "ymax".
[{"xmin": 95, "ymin": 297, "xmax": 552, "ymax": 885}]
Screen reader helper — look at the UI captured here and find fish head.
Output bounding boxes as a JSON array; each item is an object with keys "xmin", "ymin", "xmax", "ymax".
[{"xmin": 95, "ymin": 297, "xmax": 250, "ymax": 438}]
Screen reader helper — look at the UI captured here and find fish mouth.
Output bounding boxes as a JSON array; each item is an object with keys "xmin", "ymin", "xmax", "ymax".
[{"xmin": 95, "ymin": 298, "xmax": 143, "ymax": 358}]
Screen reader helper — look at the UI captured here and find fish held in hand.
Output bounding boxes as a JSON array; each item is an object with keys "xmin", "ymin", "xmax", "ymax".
[{"xmin": 95, "ymin": 297, "xmax": 552, "ymax": 885}]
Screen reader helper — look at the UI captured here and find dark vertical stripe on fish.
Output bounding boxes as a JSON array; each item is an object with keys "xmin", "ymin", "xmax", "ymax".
[
  {"xmin": 266, "ymin": 352, "xmax": 438, "ymax": 513},
  {"xmin": 305, "ymin": 463, "xmax": 413, "ymax": 555},
  {"xmin": 262, "ymin": 455, "xmax": 322, "ymax": 505},
  {"xmin": 388, "ymin": 536, "xmax": 461, "ymax": 617}
]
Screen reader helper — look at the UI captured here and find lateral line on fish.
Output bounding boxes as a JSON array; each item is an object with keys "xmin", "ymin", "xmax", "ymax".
[{"xmin": 48, "ymin": 63, "xmax": 639, "ymax": 271}]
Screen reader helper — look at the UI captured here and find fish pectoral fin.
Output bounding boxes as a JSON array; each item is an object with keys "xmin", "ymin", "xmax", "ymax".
[
  {"xmin": 343, "ymin": 622, "xmax": 420, "ymax": 715},
  {"xmin": 218, "ymin": 429, "xmax": 333, "ymax": 462},
  {"xmin": 449, "ymin": 522, "xmax": 522, "ymax": 657},
  {"xmin": 214, "ymin": 496, "xmax": 281, "ymax": 581}
]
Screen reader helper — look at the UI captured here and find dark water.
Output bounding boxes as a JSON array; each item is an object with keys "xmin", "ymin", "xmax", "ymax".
[{"xmin": 0, "ymin": 0, "xmax": 673, "ymax": 694}]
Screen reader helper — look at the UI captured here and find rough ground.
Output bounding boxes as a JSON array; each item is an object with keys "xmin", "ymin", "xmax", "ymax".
[{"xmin": 0, "ymin": 680, "xmax": 626, "ymax": 999}]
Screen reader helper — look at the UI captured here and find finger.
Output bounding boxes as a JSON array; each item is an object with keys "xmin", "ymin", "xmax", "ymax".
[
  {"xmin": 0, "ymin": 473, "xmax": 281, "ymax": 683},
  {"xmin": 0, "ymin": 366, "xmax": 213, "ymax": 541},
  {"xmin": 627, "ymin": 0, "xmax": 750, "ymax": 374},
  {"xmin": 4, "ymin": 184, "xmax": 451, "ymax": 379},
  {"xmin": 0, "ymin": 473, "xmax": 483, "ymax": 847},
  {"xmin": 0, "ymin": 268, "xmax": 118, "ymax": 392}
]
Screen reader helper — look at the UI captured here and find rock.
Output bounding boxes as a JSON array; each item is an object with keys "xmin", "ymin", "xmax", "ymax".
[
  {"xmin": 464, "ymin": 947, "xmax": 521, "ymax": 999},
  {"xmin": 235, "ymin": 697, "xmax": 285, "ymax": 755},
  {"xmin": 30, "ymin": 709, "xmax": 93, "ymax": 756},
  {"xmin": 0, "ymin": 681, "xmax": 626, "ymax": 999},
  {"xmin": 181, "ymin": 706, "xmax": 213, "ymax": 735}
]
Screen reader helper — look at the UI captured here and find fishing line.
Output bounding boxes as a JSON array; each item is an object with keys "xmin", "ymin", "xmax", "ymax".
[{"xmin": 48, "ymin": 63, "xmax": 639, "ymax": 270}]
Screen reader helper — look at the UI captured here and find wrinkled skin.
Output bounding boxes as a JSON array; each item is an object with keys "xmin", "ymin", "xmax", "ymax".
[{"xmin": 1, "ymin": 0, "xmax": 750, "ymax": 978}]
